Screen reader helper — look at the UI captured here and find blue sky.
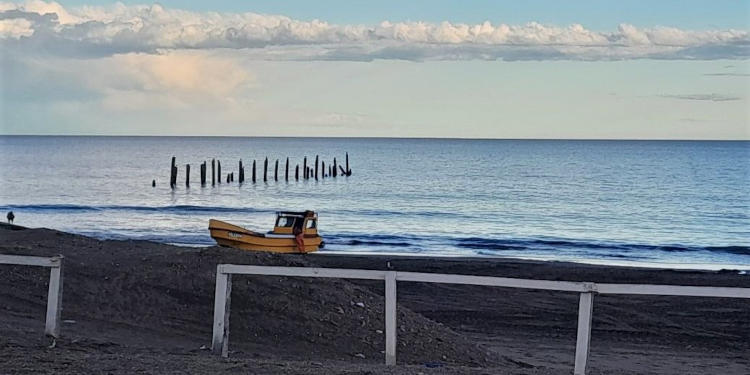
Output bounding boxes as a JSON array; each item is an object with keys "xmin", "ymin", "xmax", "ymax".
[{"xmin": 1, "ymin": 1, "xmax": 748, "ymax": 139}]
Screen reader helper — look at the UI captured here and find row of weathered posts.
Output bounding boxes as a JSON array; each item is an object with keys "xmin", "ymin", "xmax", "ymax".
[{"xmin": 165, "ymin": 153, "xmax": 352, "ymax": 188}]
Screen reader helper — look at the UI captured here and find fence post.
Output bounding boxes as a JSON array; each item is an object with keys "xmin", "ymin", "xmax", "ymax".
[
  {"xmin": 385, "ymin": 271, "xmax": 397, "ymax": 365},
  {"xmin": 44, "ymin": 256, "xmax": 63, "ymax": 338},
  {"xmin": 574, "ymin": 291, "xmax": 594, "ymax": 375},
  {"xmin": 212, "ymin": 267, "xmax": 232, "ymax": 357}
]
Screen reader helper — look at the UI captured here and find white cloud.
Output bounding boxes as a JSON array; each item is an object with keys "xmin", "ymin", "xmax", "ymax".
[
  {"xmin": 103, "ymin": 52, "xmax": 252, "ymax": 96},
  {"xmin": 92, "ymin": 51, "xmax": 254, "ymax": 113},
  {"xmin": 0, "ymin": 1, "xmax": 747, "ymax": 61},
  {"xmin": 0, "ymin": 16, "xmax": 32, "ymax": 38},
  {"xmin": 3, "ymin": 49, "xmax": 254, "ymax": 110},
  {"xmin": 659, "ymin": 93, "xmax": 742, "ymax": 102},
  {"xmin": 305, "ymin": 112, "xmax": 368, "ymax": 127},
  {"xmin": 19, "ymin": 0, "xmax": 79, "ymax": 24}
]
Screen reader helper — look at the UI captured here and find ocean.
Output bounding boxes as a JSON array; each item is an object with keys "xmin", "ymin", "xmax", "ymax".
[{"xmin": 1, "ymin": 136, "xmax": 748, "ymax": 270}]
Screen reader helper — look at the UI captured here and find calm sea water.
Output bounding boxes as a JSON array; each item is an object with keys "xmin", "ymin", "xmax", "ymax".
[{"xmin": 1, "ymin": 136, "xmax": 748, "ymax": 270}]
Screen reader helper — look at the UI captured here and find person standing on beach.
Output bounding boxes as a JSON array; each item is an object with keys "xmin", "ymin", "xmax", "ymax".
[
  {"xmin": 293, "ymin": 211, "xmax": 315, "ymax": 253},
  {"xmin": 6, "ymin": 211, "xmax": 14, "ymax": 224},
  {"xmin": 293, "ymin": 218, "xmax": 305, "ymax": 253}
]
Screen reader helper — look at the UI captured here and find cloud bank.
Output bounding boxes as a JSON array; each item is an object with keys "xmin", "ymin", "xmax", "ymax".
[
  {"xmin": 1, "ymin": 1, "xmax": 747, "ymax": 139},
  {"xmin": 1, "ymin": 1, "xmax": 748, "ymax": 61},
  {"xmin": 660, "ymin": 93, "xmax": 742, "ymax": 102}
]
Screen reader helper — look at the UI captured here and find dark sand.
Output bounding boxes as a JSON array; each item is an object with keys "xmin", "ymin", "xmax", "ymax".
[{"xmin": 1, "ymin": 227, "xmax": 748, "ymax": 374}]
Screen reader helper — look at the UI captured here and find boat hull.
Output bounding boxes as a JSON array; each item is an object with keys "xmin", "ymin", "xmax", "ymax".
[{"xmin": 209, "ymin": 219, "xmax": 322, "ymax": 253}]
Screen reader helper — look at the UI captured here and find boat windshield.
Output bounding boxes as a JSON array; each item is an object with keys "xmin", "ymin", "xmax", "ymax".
[{"xmin": 276, "ymin": 216, "xmax": 296, "ymax": 227}]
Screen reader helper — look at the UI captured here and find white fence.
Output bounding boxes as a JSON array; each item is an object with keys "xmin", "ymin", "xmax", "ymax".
[
  {"xmin": 0, "ymin": 254, "xmax": 64, "ymax": 338},
  {"xmin": 211, "ymin": 265, "xmax": 750, "ymax": 375}
]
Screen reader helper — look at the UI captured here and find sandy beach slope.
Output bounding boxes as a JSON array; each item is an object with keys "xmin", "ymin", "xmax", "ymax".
[{"xmin": 1, "ymin": 227, "xmax": 748, "ymax": 374}]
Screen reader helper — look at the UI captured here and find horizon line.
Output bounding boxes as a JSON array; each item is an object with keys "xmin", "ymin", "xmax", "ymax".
[{"xmin": 1, "ymin": 134, "xmax": 748, "ymax": 142}]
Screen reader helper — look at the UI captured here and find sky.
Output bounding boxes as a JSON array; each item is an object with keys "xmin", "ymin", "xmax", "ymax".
[{"xmin": 0, "ymin": 1, "xmax": 748, "ymax": 139}]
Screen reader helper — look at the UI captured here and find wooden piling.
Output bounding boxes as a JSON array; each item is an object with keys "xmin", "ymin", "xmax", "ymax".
[
  {"xmin": 239, "ymin": 160, "xmax": 244, "ymax": 183},
  {"xmin": 170, "ymin": 156, "xmax": 177, "ymax": 189},
  {"xmin": 152, "ymin": 179, "xmax": 156, "ymax": 187},
  {"xmin": 159, "ymin": 153, "xmax": 352, "ymax": 188},
  {"xmin": 263, "ymin": 157, "xmax": 268, "ymax": 182},
  {"xmin": 201, "ymin": 162, "xmax": 206, "ymax": 186},
  {"xmin": 303, "ymin": 157, "xmax": 307, "ymax": 180}
]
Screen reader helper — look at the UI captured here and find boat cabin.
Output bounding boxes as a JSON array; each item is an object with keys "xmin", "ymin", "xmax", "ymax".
[{"xmin": 272, "ymin": 211, "xmax": 318, "ymax": 235}]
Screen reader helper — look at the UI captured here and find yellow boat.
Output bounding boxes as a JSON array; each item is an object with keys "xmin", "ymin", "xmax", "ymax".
[{"xmin": 209, "ymin": 211, "xmax": 323, "ymax": 253}]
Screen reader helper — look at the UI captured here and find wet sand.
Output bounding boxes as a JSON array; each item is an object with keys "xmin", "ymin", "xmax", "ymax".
[{"xmin": 1, "ymin": 227, "xmax": 748, "ymax": 374}]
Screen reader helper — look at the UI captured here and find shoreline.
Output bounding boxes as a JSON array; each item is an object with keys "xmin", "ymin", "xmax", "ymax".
[
  {"xmin": 314, "ymin": 251, "xmax": 750, "ymax": 272},
  {"xmin": 6, "ymin": 222, "xmax": 748, "ymax": 273}
]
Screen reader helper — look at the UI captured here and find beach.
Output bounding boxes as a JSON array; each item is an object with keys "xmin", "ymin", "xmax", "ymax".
[{"xmin": 1, "ymin": 226, "xmax": 748, "ymax": 374}]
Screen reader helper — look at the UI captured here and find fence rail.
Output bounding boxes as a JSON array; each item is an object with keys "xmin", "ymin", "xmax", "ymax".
[
  {"xmin": 211, "ymin": 265, "xmax": 750, "ymax": 375},
  {"xmin": 0, "ymin": 254, "xmax": 64, "ymax": 338}
]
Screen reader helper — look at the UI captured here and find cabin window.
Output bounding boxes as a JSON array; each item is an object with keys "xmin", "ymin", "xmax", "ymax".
[
  {"xmin": 277, "ymin": 216, "xmax": 295, "ymax": 227},
  {"xmin": 306, "ymin": 219, "xmax": 316, "ymax": 229}
]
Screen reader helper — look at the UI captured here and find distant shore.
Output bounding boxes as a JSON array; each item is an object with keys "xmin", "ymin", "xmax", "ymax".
[{"xmin": 1, "ymin": 226, "xmax": 748, "ymax": 374}]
